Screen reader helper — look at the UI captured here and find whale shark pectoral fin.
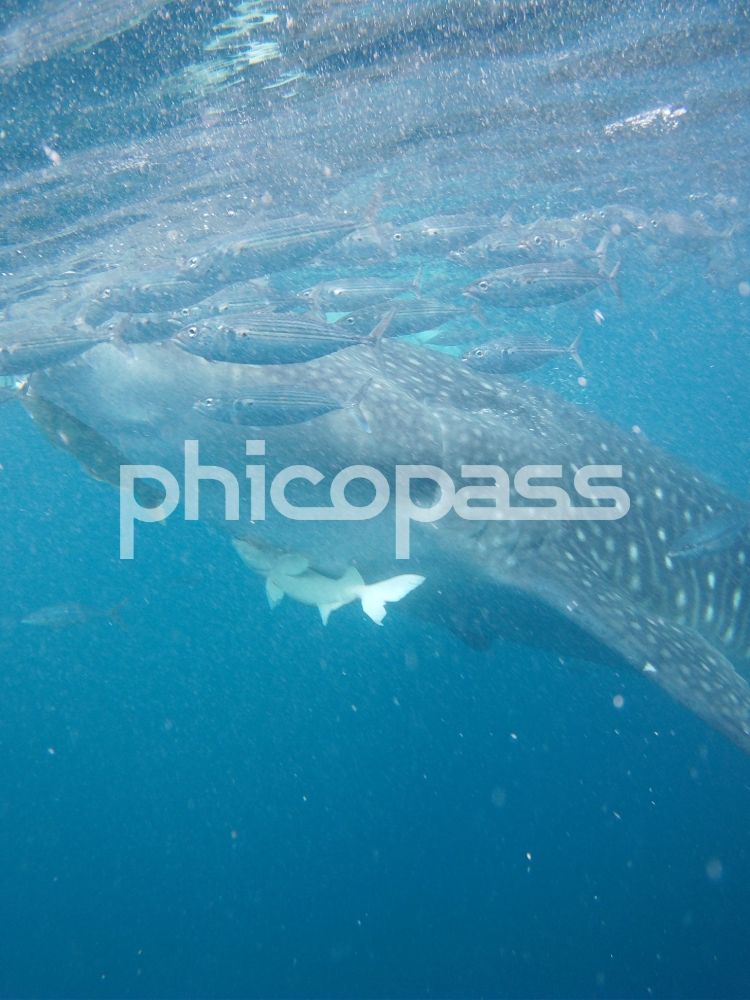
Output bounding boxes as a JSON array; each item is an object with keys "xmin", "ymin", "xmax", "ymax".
[
  {"xmin": 265, "ymin": 578, "xmax": 285, "ymax": 609},
  {"xmin": 515, "ymin": 568, "xmax": 750, "ymax": 753}
]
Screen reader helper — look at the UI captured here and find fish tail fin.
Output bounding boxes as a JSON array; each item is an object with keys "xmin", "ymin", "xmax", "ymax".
[
  {"xmin": 367, "ymin": 307, "xmax": 396, "ymax": 350},
  {"xmin": 346, "ymin": 376, "xmax": 374, "ymax": 433},
  {"xmin": 363, "ymin": 182, "xmax": 384, "ymax": 224},
  {"xmin": 357, "ymin": 574, "xmax": 425, "ymax": 625},
  {"xmin": 568, "ymin": 331, "xmax": 585, "ymax": 371},
  {"xmin": 607, "ymin": 261, "xmax": 622, "ymax": 301},
  {"xmin": 470, "ymin": 301, "xmax": 488, "ymax": 327},
  {"xmin": 593, "ymin": 232, "xmax": 611, "ymax": 264}
]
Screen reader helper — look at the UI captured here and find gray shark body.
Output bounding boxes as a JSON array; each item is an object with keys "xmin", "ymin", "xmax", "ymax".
[{"xmin": 28, "ymin": 340, "xmax": 750, "ymax": 753}]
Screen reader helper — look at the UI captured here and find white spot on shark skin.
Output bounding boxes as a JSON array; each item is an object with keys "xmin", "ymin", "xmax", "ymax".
[
  {"xmin": 707, "ymin": 572, "xmax": 716, "ymax": 590},
  {"xmin": 657, "ymin": 528, "xmax": 667, "ymax": 543},
  {"xmin": 630, "ymin": 575, "xmax": 641, "ymax": 592},
  {"xmin": 739, "ymin": 551, "xmax": 747, "ymax": 566},
  {"xmin": 643, "ymin": 662, "xmax": 658, "ymax": 674},
  {"xmin": 605, "ymin": 537, "xmax": 616, "ymax": 553},
  {"xmin": 683, "ymin": 510, "xmax": 693, "ymax": 523},
  {"xmin": 628, "ymin": 543, "xmax": 639, "ymax": 563},
  {"xmin": 723, "ymin": 626, "xmax": 736, "ymax": 644},
  {"xmin": 705, "ymin": 605, "xmax": 715, "ymax": 625},
  {"xmin": 676, "ymin": 589, "xmax": 687, "ymax": 609},
  {"xmin": 733, "ymin": 588, "xmax": 743, "ymax": 610},
  {"xmin": 664, "ymin": 555, "xmax": 673, "ymax": 570},
  {"xmin": 654, "ymin": 487, "xmax": 664, "ymax": 501}
]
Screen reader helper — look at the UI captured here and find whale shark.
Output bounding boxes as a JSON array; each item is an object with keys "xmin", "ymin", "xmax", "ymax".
[{"xmin": 26, "ymin": 338, "xmax": 750, "ymax": 754}]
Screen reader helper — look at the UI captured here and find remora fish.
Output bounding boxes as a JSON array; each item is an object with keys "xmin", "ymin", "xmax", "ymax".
[
  {"xmin": 462, "ymin": 333, "xmax": 584, "ymax": 375},
  {"xmin": 28, "ymin": 339, "xmax": 750, "ymax": 754},
  {"xmin": 464, "ymin": 260, "xmax": 620, "ymax": 307},
  {"xmin": 233, "ymin": 539, "xmax": 424, "ymax": 625}
]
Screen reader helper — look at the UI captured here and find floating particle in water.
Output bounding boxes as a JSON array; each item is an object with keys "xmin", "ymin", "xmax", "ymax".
[
  {"xmin": 490, "ymin": 787, "xmax": 507, "ymax": 808},
  {"xmin": 42, "ymin": 143, "xmax": 61, "ymax": 166},
  {"xmin": 706, "ymin": 857, "xmax": 723, "ymax": 881}
]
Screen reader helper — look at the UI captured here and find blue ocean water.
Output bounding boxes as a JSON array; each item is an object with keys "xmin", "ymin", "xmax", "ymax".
[{"xmin": 0, "ymin": 2, "xmax": 749, "ymax": 998}]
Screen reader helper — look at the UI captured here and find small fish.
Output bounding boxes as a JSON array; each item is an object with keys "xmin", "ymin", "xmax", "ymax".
[
  {"xmin": 668, "ymin": 510, "xmax": 750, "ymax": 559},
  {"xmin": 333, "ymin": 297, "xmax": 467, "ymax": 338},
  {"xmin": 462, "ymin": 333, "xmax": 584, "ymax": 375},
  {"xmin": 174, "ymin": 279, "xmax": 278, "ymax": 320},
  {"xmin": 105, "ymin": 312, "xmax": 182, "ymax": 345},
  {"xmin": 0, "ymin": 330, "xmax": 110, "ymax": 375},
  {"xmin": 22, "ymin": 600, "xmax": 126, "ymax": 628},
  {"xmin": 195, "ymin": 378, "xmax": 372, "ymax": 430},
  {"xmin": 174, "ymin": 310, "xmax": 389, "ymax": 365},
  {"xmin": 181, "ymin": 215, "xmax": 361, "ymax": 287},
  {"xmin": 297, "ymin": 270, "xmax": 421, "ymax": 311},
  {"xmin": 464, "ymin": 260, "xmax": 620, "ymax": 308},
  {"xmin": 392, "ymin": 215, "xmax": 491, "ymax": 255},
  {"xmin": 84, "ymin": 274, "xmax": 201, "ymax": 323}
]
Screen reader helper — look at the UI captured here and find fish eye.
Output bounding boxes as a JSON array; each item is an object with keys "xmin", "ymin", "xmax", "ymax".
[
  {"xmin": 101, "ymin": 288, "xmax": 111, "ymax": 299},
  {"xmin": 533, "ymin": 235, "xmax": 543, "ymax": 246},
  {"xmin": 393, "ymin": 232, "xmax": 402, "ymax": 241},
  {"xmin": 333, "ymin": 288, "xmax": 343, "ymax": 296},
  {"xmin": 650, "ymin": 218, "xmax": 658, "ymax": 228},
  {"xmin": 188, "ymin": 256, "xmax": 200, "ymax": 268},
  {"xmin": 346, "ymin": 316, "xmax": 355, "ymax": 324},
  {"xmin": 478, "ymin": 280, "xmax": 489, "ymax": 291},
  {"xmin": 180, "ymin": 307, "xmax": 190, "ymax": 316},
  {"xmin": 301, "ymin": 289, "xmax": 312, "ymax": 297},
  {"xmin": 475, "ymin": 349, "xmax": 485, "ymax": 357},
  {"xmin": 188, "ymin": 325, "xmax": 198, "ymax": 336},
  {"xmin": 425, "ymin": 227, "xmax": 439, "ymax": 237}
]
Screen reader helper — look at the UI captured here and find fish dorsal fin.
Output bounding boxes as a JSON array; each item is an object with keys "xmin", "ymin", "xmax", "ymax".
[
  {"xmin": 514, "ymin": 564, "xmax": 750, "ymax": 753},
  {"xmin": 339, "ymin": 565, "xmax": 365, "ymax": 590},
  {"xmin": 275, "ymin": 553, "xmax": 310, "ymax": 576},
  {"xmin": 265, "ymin": 578, "xmax": 285, "ymax": 609}
]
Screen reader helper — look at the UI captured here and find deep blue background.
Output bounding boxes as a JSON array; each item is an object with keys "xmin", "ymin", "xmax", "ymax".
[{"xmin": 0, "ymin": 1, "xmax": 749, "ymax": 997}]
